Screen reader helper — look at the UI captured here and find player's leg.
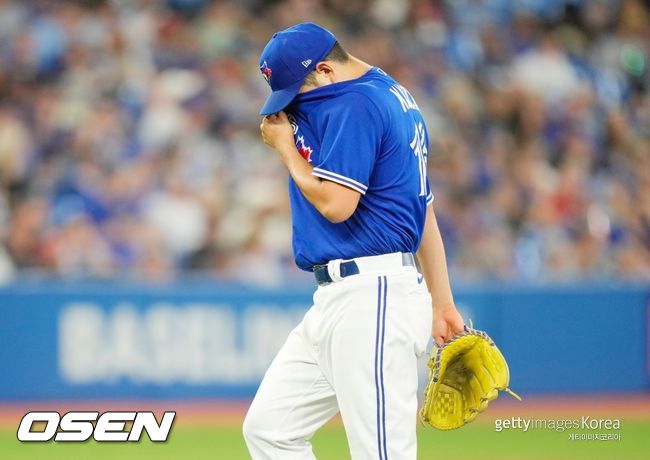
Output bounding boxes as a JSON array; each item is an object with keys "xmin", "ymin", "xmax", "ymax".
[
  {"xmin": 243, "ymin": 305, "xmax": 339, "ymax": 460},
  {"xmin": 321, "ymin": 270, "xmax": 431, "ymax": 460}
]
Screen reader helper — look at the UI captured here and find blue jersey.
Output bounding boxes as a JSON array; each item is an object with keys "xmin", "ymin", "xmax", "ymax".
[{"xmin": 286, "ymin": 67, "xmax": 433, "ymax": 271}]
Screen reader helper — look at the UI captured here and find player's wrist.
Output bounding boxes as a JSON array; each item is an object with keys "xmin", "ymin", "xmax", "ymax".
[{"xmin": 432, "ymin": 300, "xmax": 456, "ymax": 312}]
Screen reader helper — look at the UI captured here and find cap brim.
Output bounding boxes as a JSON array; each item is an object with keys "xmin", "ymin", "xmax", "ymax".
[{"xmin": 259, "ymin": 79, "xmax": 303, "ymax": 116}]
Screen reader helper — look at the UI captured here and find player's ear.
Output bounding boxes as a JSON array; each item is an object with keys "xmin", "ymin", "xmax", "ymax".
[{"xmin": 314, "ymin": 62, "xmax": 335, "ymax": 82}]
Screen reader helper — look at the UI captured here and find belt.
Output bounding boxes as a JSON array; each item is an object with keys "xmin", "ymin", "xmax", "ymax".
[{"xmin": 313, "ymin": 252, "xmax": 416, "ymax": 286}]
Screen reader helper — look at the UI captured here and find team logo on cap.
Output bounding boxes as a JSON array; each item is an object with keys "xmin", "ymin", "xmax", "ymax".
[{"xmin": 260, "ymin": 61, "xmax": 272, "ymax": 85}]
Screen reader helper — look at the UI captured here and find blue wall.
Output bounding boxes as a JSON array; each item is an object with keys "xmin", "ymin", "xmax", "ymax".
[{"xmin": 0, "ymin": 280, "xmax": 648, "ymax": 400}]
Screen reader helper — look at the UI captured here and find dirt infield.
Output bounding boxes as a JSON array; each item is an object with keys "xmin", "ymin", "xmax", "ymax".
[{"xmin": 1, "ymin": 393, "xmax": 649, "ymax": 429}]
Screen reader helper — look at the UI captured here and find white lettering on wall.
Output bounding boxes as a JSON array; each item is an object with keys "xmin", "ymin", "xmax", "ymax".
[{"xmin": 58, "ymin": 302, "xmax": 304, "ymax": 384}]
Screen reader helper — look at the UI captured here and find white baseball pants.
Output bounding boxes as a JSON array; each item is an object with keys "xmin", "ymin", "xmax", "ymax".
[{"xmin": 243, "ymin": 254, "xmax": 432, "ymax": 459}]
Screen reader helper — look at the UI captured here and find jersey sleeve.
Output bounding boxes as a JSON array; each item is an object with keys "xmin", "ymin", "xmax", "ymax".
[
  {"xmin": 426, "ymin": 178, "xmax": 434, "ymax": 206},
  {"xmin": 311, "ymin": 92, "xmax": 383, "ymax": 195}
]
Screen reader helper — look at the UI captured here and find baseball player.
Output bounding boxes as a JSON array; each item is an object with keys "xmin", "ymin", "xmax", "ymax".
[{"xmin": 243, "ymin": 23, "xmax": 464, "ymax": 459}]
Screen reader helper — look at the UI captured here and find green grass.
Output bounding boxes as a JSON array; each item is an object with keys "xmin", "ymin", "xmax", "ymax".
[{"xmin": 1, "ymin": 420, "xmax": 648, "ymax": 460}]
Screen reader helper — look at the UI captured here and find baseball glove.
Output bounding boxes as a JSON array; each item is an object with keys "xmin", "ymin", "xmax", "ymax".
[{"xmin": 420, "ymin": 325, "xmax": 520, "ymax": 430}]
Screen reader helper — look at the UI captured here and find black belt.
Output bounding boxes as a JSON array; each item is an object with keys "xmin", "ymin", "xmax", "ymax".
[{"xmin": 313, "ymin": 253, "xmax": 416, "ymax": 286}]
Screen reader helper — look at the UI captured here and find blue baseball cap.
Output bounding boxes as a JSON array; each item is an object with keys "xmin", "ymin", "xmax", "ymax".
[{"xmin": 259, "ymin": 23, "xmax": 337, "ymax": 116}]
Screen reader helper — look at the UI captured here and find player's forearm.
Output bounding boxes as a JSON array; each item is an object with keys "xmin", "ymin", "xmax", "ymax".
[{"xmin": 416, "ymin": 204, "xmax": 455, "ymax": 311}]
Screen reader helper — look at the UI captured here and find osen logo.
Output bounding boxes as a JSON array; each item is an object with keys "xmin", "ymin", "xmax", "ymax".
[{"xmin": 17, "ymin": 411, "xmax": 176, "ymax": 442}]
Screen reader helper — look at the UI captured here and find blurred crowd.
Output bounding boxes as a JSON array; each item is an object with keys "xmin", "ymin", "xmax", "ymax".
[{"xmin": 0, "ymin": 0, "xmax": 648, "ymax": 284}]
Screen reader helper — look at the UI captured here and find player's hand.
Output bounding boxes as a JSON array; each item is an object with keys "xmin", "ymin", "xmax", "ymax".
[
  {"xmin": 432, "ymin": 304, "xmax": 464, "ymax": 347},
  {"xmin": 260, "ymin": 111, "xmax": 294, "ymax": 153}
]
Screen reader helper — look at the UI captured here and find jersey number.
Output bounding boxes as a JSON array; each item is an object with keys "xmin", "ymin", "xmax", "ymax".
[{"xmin": 410, "ymin": 122, "xmax": 428, "ymax": 197}]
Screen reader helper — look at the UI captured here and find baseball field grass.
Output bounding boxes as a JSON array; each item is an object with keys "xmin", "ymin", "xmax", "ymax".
[{"xmin": 1, "ymin": 396, "xmax": 648, "ymax": 459}]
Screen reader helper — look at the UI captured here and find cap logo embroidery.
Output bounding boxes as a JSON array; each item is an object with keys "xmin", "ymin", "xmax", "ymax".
[
  {"xmin": 260, "ymin": 61, "xmax": 272, "ymax": 84},
  {"xmin": 301, "ymin": 59, "xmax": 312, "ymax": 68}
]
